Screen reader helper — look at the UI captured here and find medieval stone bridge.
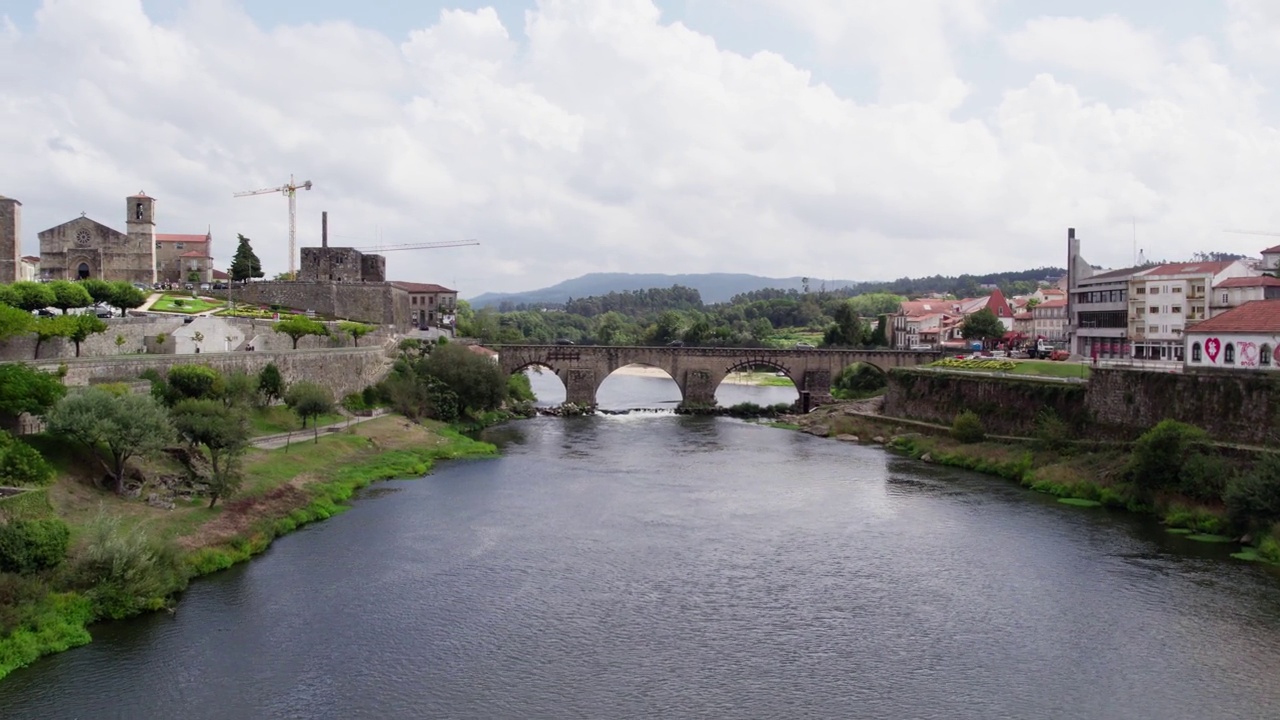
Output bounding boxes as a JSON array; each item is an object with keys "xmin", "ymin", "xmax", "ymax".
[{"xmin": 494, "ymin": 345, "xmax": 943, "ymax": 408}]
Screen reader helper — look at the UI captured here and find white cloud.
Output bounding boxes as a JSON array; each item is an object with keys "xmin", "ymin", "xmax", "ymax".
[{"xmin": 1, "ymin": 0, "xmax": 1279, "ymax": 295}]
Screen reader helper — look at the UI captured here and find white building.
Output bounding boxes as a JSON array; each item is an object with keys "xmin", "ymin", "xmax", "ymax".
[
  {"xmin": 1184, "ymin": 299, "xmax": 1280, "ymax": 372},
  {"xmin": 1031, "ymin": 298, "xmax": 1068, "ymax": 341},
  {"xmin": 1129, "ymin": 260, "xmax": 1255, "ymax": 362}
]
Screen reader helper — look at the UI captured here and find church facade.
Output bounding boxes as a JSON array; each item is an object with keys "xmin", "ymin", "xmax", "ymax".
[{"xmin": 37, "ymin": 192, "xmax": 159, "ymax": 284}]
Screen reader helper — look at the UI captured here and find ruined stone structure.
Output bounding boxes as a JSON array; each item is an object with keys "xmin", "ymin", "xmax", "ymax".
[
  {"xmin": 496, "ymin": 345, "xmax": 943, "ymax": 407},
  {"xmin": 0, "ymin": 195, "xmax": 21, "ymax": 283},
  {"xmin": 299, "ymin": 213, "xmax": 386, "ymax": 282},
  {"xmin": 210, "ymin": 280, "xmax": 411, "ymax": 329},
  {"xmin": 34, "ymin": 192, "xmax": 165, "ymax": 283}
]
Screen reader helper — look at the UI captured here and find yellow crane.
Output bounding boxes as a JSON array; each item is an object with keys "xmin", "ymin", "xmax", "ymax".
[{"xmin": 233, "ymin": 175, "xmax": 313, "ymax": 278}]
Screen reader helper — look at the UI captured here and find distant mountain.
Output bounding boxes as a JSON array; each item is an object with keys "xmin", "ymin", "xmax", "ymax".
[{"xmin": 468, "ymin": 273, "xmax": 858, "ymax": 307}]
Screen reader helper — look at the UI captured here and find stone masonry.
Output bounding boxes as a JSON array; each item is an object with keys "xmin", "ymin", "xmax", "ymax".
[
  {"xmin": 211, "ymin": 281, "xmax": 411, "ymax": 328},
  {"xmin": 0, "ymin": 195, "xmax": 21, "ymax": 283}
]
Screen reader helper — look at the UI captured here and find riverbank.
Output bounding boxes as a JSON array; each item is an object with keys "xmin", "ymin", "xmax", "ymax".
[
  {"xmin": 784, "ymin": 401, "xmax": 1280, "ymax": 565},
  {"xmin": 0, "ymin": 415, "xmax": 496, "ymax": 681}
]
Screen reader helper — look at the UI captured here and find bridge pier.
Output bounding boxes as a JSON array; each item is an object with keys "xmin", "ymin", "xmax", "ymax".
[
  {"xmin": 676, "ymin": 368, "xmax": 721, "ymax": 408},
  {"xmin": 563, "ymin": 368, "xmax": 598, "ymax": 408}
]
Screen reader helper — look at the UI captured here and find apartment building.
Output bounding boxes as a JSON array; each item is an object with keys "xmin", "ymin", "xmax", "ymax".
[
  {"xmin": 1031, "ymin": 298, "xmax": 1068, "ymax": 341},
  {"xmin": 1129, "ymin": 260, "xmax": 1253, "ymax": 362}
]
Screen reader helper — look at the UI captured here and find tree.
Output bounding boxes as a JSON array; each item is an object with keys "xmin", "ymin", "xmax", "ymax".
[
  {"xmin": 79, "ymin": 278, "xmax": 115, "ymax": 306},
  {"xmin": 229, "ymin": 234, "xmax": 265, "ymax": 282},
  {"xmin": 222, "ymin": 371, "xmax": 259, "ymax": 408},
  {"xmin": 67, "ymin": 313, "xmax": 107, "ymax": 357},
  {"xmin": 0, "ymin": 363, "xmax": 67, "ymax": 417},
  {"xmin": 0, "ymin": 304, "xmax": 33, "ymax": 341},
  {"xmin": 868, "ymin": 315, "xmax": 888, "ymax": 347},
  {"xmin": 166, "ymin": 364, "xmax": 226, "ymax": 403},
  {"xmin": 0, "ymin": 283, "xmax": 17, "ymax": 307},
  {"xmin": 115, "ymin": 334, "xmax": 126, "ymax": 354},
  {"xmin": 338, "ymin": 321, "xmax": 374, "ymax": 347},
  {"xmin": 31, "ymin": 315, "xmax": 73, "ymax": 359},
  {"xmin": 959, "ymin": 309, "xmax": 1006, "ymax": 348},
  {"xmin": 9, "ymin": 281, "xmax": 55, "ymax": 313},
  {"xmin": 258, "ymin": 363, "xmax": 284, "ymax": 405},
  {"xmin": 47, "ymin": 280, "xmax": 93, "ymax": 315},
  {"xmin": 273, "ymin": 315, "xmax": 328, "ymax": 349},
  {"xmin": 192, "ymin": 331, "xmax": 204, "ymax": 353},
  {"xmin": 273, "ymin": 271, "xmax": 295, "ymax": 282},
  {"xmin": 284, "ymin": 381, "xmax": 334, "ymax": 442},
  {"xmin": 171, "ymin": 399, "xmax": 249, "ymax": 507},
  {"xmin": 108, "ymin": 281, "xmax": 147, "ymax": 317},
  {"xmin": 44, "ymin": 388, "xmax": 173, "ymax": 493},
  {"xmin": 419, "ymin": 342, "xmax": 507, "ymax": 415},
  {"xmin": 822, "ymin": 300, "xmax": 866, "ymax": 347}
]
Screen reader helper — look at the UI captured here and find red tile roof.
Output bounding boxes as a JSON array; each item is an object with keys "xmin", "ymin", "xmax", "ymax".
[
  {"xmin": 1186, "ymin": 299, "xmax": 1280, "ymax": 334},
  {"xmin": 179, "ymin": 250, "xmax": 211, "ymax": 258},
  {"xmin": 212, "ymin": 269, "xmax": 229, "ymax": 279},
  {"xmin": 1261, "ymin": 244, "xmax": 1280, "ymax": 254},
  {"xmin": 1216, "ymin": 276, "xmax": 1280, "ymax": 288},
  {"xmin": 156, "ymin": 233, "xmax": 209, "ymax": 243},
  {"xmin": 1037, "ymin": 298, "xmax": 1067, "ymax": 308},
  {"xmin": 1144, "ymin": 261, "xmax": 1235, "ymax": 276},
  {"xmin": 392, "ymin": 281, "xmax": 456, "ymax": 293},
  {"xmin": 21, "ymin": 255, "xmax": 39, "ymax": 263}
]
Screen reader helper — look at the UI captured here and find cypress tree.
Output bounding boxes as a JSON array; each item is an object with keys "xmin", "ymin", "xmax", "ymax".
[{"xmin": 229, "ymin": 234, "xmax": 264, "ymax": 282}]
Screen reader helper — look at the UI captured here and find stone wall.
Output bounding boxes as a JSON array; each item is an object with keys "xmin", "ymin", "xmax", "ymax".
[
  {"xmin": 210, "ymin": 281, "xmax": 410, "ymax": 328},
  {"xmin": 0, "ymin": 314, "xmax": 400, "ymax": 361},
  {"xmin": 1083, "ymin": 367, "xmax": 1280, "ymax": 445},
  {"xmin": 882, "ymin": 366, "xmax": 1280, "ymax": 445},
  {"xmin": 883, "ymin": 369, "xmax": 1088, "ymax": 437},
  {"xmin": 30, "ymin": 345, "xmax": 395, "ymax": 401}
]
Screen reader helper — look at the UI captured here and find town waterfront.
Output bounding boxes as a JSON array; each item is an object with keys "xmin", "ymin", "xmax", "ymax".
[{"xmin": 2, "ymin": 376, "xmax": 1279, "ymax": 719}]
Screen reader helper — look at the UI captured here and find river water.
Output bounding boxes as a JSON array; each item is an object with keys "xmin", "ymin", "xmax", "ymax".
[{"xmin": 3, "ymin": 374, "xmax": 1280, "ymax": 719}]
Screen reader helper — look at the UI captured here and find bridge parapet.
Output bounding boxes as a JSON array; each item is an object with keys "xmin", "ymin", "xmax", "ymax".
[{"xmin": 492, "ymin": 344, "xmax": 942, "ymax": 408}]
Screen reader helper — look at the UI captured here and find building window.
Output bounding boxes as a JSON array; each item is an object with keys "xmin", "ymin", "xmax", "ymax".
[
  {"xmin": 175, "ymin": 243, "xmax": 184, "ymax": 250},
  {"xmin": 1222, "ymin": 293, "xmax": 1229, "ymax": 305},
  {"xmin": 135, "ymin": 202, "xmax": 144, "ymax": 220},
  {"xmin": 1171, "ymin": 306, "xmax": 1182, "ymax": 314},
  {"xmin": 411, "ymin": 297, "xmax": 417, "ymax": 305},
  {"xmin": 1136, "ymin": 287, "xmax": 1146, "ymax": 295},
  {"xmin": 1225, "ymin": 343, "xmax": 1236, "ymax": 364},
  {"xmin": 1191, "ymin": 342, "xmax": 1202, "ymax": 362},
  {"xmin": 1150, "ymin": 287, "xmax": 1160, "ymax": 295},
  {"xmin": 1172, "ymin": 287, "xmax": 1182, "ymax": 293},
  {"xmin": 1262, "ymin": 345, "xmax": 1273, "ymax": 367}
]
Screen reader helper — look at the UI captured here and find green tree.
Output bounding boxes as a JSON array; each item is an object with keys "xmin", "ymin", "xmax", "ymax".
[
  {"xmin": 822, "ymin": 301, "xmax": 866, "ymax": 347},
  {"xmin": 47, "ymin": 280, "xmax": 93, "ymax": 315},
  {"xmin": 258, "ymin": 363, "xmax": 284, "ymax": 405},
  {"xmin": 959, "ymin": 309, "xmax": 1006, "ymax": 348},
  {"xmin": 0, "ymin": 363, "xmax": 67, "ymax": 417},
  {"xmin": 67, "ymin": 313, "xmax": 108, "ymax": 357},
  {"xmin": 868, "ymin": 315, "xmax": 889, "ymax": 347},
  {"xmin": 0, "ymin": 283, "xmax": 17, "ymax": 307},
  {"xmin": 0, "ymin": 431, "xmax": 56, "ymax": 486},
  {"xmin": 228, "ymin": 234, "xmax": 265, "ymax": 282},
  {"xmin": 44, "ymin": 388, "xmax": 174, "ymax": 493},
  {"xmin": 338, "ymin": 321, "xmax": 374, "ymax": 347},
  {"xmin": 108, "ymin": 281, "xmax": 147, "ymax": 317},
  {"xmin": 0, "ymin": 518, "xmax": 71, "ymax": 574},
  {"xmin": 284, "ymin": 381, "xmax": 334, "ymax": 441},
  {"xmin": 272, "ymin": 315, "xmax": 329, "ymax": 349},
  {"xmin": 166, "ymin": 365, "xmax": 226, "ymax": 404},
  {"xmin": 9, "ymin": 281, "xmax": 55, "ymax": 313},
  {"xmin": 0, "ymin": 303, "xmax": 33, "ymax": 341},
  {"xmin": 79, "ymin": 278, "xmax": 115, "ymax": 307},
  {"xmin": 31, "ymin": 315, "xmax": 73, "ymax": 359},
  {"xmin": 222, "ymin": 371, "xmax": 259, "ymax": 408},
  {"xmin": 171, "ymin": 399, "xmax": 250, "ymax": 507},
  {"xmin": 419, "ymin": 342, "xmax": 507, "ymax": 415},
  {"xmin": 1125, "ymin": 420, "xmax": 1208, "ymax": 498}
]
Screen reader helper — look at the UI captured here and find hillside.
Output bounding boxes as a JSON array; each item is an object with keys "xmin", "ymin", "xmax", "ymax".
[
  {"xmin": 467, "ymin": 267, "xmax": 1066, "ymax": 309},
  {"xmin": 469, "ymin": 273, "xmax": 856, "ymax": 307}
]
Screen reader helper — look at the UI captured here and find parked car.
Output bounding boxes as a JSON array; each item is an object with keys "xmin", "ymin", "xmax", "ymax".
[
  {"xmin": 34, "ymin": 308, "xmax": 55, "ymax": 317},
  {"xmin": 554, "ymin": 338, "xmax": 575, "ymax": 345},
  {"xmin": 94, "ymin": 307, "xmax": 113, "ymax": 319},
  {"xmin": 212, "ymin": 282, "xmax": 228, "ymax": 290},
  {"xmin": 668, "ymin": 340, "xmax": 685, "ymax": 347},
  {"xmin": 795, "ymin": 341, "xmax": 815, "ymax": 350}
]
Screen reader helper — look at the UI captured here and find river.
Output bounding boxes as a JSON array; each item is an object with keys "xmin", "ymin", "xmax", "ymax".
[{"xmin": 2, "ymin": 373, "xmax": 1280, "ymax": 719}]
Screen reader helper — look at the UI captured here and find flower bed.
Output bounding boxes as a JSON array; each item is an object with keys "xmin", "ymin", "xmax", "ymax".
[{"xmin": 929, "ymin": 358, "xmax": 1017, "ymax": 372}]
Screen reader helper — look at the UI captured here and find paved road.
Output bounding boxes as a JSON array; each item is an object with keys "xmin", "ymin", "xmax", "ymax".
[{"xmin": 251, "ymin": 411, "xmax": 388, "ymax": 450}]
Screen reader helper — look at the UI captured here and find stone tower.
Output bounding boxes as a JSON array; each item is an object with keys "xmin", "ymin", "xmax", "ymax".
[
  {"xmin": 126, "ymin": 191, "xmax": 158, "ymax": 284},
  {"xmin": 0, "ymin": 195, "xmax": 21, "ymax": 283}
]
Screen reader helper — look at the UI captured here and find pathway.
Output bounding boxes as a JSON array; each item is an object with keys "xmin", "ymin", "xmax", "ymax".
[{"xmin": 251, "ymin": 409, "xmax": 389, "ymax": 450}]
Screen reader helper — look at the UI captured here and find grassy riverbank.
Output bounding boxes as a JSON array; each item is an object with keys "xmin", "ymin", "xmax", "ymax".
[
  {"xmin": 788, "ymin": 406, "xmax": 1280, "ymax": 564},
  {"xmin": 0, "ymin": 415, "xmax": 495, "ymax": 681}
]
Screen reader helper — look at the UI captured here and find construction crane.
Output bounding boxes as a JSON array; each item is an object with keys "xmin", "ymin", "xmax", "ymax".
[
  {"xmin": 350, "ymin": 239, "xmax": 480, "ymax": 253},
  {"xmin": 1225, "ymin": 229, "xmax": 1280, "ymax": 238},
  {"xmin": 233, "ymin": 175, "xmax": 313, "ymax": 278}
]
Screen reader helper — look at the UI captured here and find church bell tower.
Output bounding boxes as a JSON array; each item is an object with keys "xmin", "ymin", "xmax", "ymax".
[{"xmin": 126, "ymin": 191, "xmax": 157, "ymax": 284}]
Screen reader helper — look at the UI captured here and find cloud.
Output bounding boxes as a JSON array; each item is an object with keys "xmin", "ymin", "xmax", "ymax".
[{"xmin": 0, "ymin": 0, "xmax": 1279, "ymax": 295}]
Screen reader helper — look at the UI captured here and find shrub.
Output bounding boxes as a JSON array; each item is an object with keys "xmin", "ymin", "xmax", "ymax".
[
  {"xmin": 951, "ymin": 410, "xmax": 986, "ymax": 444},
  {"xmin": 166, "ymin": 364, "xmax": 225, "ymax": 403},
  {"xmin": 1032, "ymin": 409, "xmax": 1072, "ymax": 452},
  {"xmin": 73, "ymin": 512, "xmax": 183, "ymax": 619},
  {"xmin": 0, "ymin": 518, "xmax": 71, "ymax": 574},
  {"xmin": 1180, "ymin": 451, "xmax": 1233, "ymax": 502},
  {"xmin": 1224, "ymin": 453, "xmax": 1280, "ymax": 535},
  {"xmin": 1126, "ymin": 420, "xmax": 1208, "ymax": 496},
  {"xmin": 342, "ymin": 393, "xmax": 367, "ymax": 413},
  {"xmin": 360, "ymin": 385, "xmax": 379, "ymax": 408},
  {"xmin": 930, "ymin": 358, "xmax": 1016, "ymax": 372},
  {"xmin": 0, "ymin": 438, "xmax": 55, "ymax": 487},
  {"xmin": 171, "ymin": 298, "xmax": 184, "ymax": 308}
]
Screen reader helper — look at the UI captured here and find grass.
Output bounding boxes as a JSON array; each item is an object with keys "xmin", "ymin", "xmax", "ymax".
[
  {"xmin": 248, "ymin": 406, "xmax": 346, "ymax": 436},
  {"xmin": 0, "ymin": 415, "xmax": 497, "ymax": 680},
  {"xmin": 149, "ymin": 294, "xmax": 226, "ymax": 314},
  {"xmin": 726, "ymin": 371, "xmax": 796, "ymax": 387},
  {"xmin": 1008, "ymin": 360, "xmax": 1092, "ymax": 379},
  {"xmin": 1058, "ymin": 497, "xmax": 1102, "ymax": 508}
]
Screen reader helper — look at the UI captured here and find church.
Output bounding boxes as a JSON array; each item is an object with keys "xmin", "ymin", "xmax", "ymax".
[{"xmin": 0, "ymin": 191, "xmax": 215, "ymax": 285}]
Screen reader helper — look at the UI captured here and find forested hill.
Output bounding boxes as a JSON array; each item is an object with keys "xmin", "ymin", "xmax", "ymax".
[
  {"xmin": 469, "ymin": 267, "xmax": 1065, "ymax": 311},
  {"xmin": 468, "ymin": 273, "xmax": 849, "ymax": 308}
]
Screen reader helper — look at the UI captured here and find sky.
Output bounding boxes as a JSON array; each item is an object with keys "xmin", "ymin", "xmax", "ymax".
[{"xmin": 3, "ymin": 1, "xmax": 1280, "ymax": 296}]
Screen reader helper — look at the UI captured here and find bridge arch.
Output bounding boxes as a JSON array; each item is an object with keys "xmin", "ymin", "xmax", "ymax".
[
  {"xmin": 715, "ymin": 360, "xmax": 799, "ymax": 407},
  {"xmin": 511, "ymin": 362, "xmax": 567, "ymax": 406},
  {"xmin": 597, "ymin": 363, "xmax": 682, "ymax": 411}
]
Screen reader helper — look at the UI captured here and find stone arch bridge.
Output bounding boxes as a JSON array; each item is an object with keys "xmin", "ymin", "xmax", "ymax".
[{"xmin": 494, "ymin": 345, "xmax": 943, "ymax": 408}]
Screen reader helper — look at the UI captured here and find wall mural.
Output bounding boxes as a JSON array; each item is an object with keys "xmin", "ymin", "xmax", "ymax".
[
  {"xmin": 1205, "ymin": 338, "xmax": 1221, "ymax": 363},
  {"xmin": 1240, "ymin": 341, "xmax": 1259, "ymax": 368}
]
